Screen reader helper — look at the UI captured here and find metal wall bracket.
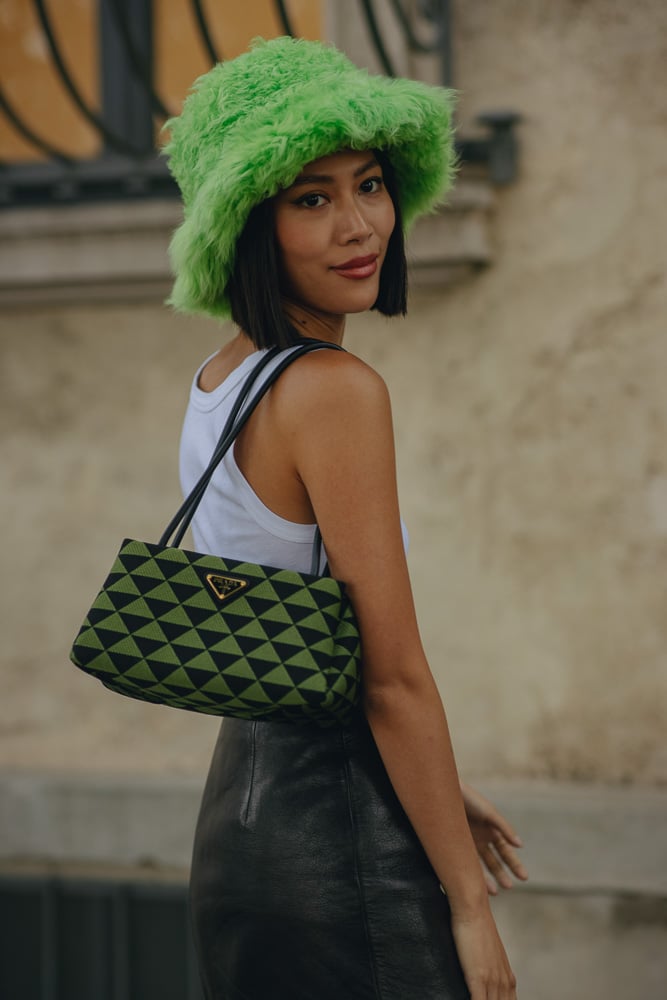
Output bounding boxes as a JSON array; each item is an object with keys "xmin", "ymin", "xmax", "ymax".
[{"xmin": 457, "ymin": 112, "xmax": 522, "ymax": 186}]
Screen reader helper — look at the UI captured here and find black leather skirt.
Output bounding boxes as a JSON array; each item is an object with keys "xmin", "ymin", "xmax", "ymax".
[{"xmin": 190, "ymin": 713, "xmax": 469, "ymax": 1000}]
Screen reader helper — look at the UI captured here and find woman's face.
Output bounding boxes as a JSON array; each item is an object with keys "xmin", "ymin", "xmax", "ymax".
[{"xmin": 273, "ymin": 149, "xmax": 396, "ymax": 318}]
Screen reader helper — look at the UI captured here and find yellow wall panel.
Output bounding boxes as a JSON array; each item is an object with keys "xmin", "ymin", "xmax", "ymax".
[
  {"xmin": 155, "ymin": 0, "xmax": 322, "ymax": 116},
  {"xmin": 0, "ymin": 2, "xmax": 322, "ymax": 162},
  {"xmin": 0, "ymin": 0, "xmax": 100, "ymax": 162}
]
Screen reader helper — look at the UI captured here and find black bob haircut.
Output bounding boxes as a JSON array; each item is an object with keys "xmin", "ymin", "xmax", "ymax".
[{"xmin": 227, "ymin": 150, "xmax": 408, "ymax": 349}]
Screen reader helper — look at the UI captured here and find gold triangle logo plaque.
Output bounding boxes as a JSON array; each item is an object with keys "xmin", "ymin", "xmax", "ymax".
[{"xmin": 206, "ymin": 574, "xmax": 248, "ymax": 602}]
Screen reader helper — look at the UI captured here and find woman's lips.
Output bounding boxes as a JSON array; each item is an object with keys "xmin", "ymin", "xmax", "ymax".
[{"xmin": 332, "ymin": 254, "xmax": 379, "ymax": 279}]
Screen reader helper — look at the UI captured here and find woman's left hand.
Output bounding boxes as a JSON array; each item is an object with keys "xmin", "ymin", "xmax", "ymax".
[{"xmin": 461, "ymin": 782, "xmax": 529, "ymax": 895}]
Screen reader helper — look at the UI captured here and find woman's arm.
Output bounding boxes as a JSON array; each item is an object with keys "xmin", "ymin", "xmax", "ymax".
[{"xmin": 275, "ymin": 351, "xmax": 517, "ymax": 999}]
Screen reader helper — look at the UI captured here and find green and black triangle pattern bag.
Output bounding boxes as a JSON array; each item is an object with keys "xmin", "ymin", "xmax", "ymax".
[{"xmin": 70, "ymin": 342, "xmax": 361, "ymax": 727}]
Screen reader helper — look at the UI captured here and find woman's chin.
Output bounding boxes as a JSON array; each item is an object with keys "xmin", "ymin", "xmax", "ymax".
[{"xmin": 332, "ymin": 282, "xmax": 382, "ymax": 316}]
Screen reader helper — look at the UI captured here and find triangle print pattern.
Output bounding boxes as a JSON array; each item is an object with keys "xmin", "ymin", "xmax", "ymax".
[{"xmin": 71, "ymin": 538, "xmax": 361, "ymax": 726}]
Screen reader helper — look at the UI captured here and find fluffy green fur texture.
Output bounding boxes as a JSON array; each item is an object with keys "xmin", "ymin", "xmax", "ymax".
[{"xmin": 164, "ymin": 36, "xmax": 457, "ymax": 320}]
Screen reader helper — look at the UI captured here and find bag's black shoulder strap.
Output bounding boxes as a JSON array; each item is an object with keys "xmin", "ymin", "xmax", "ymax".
[{"xmin": 160, "ymin": 340, "xmax": 344, "ymax": 550}]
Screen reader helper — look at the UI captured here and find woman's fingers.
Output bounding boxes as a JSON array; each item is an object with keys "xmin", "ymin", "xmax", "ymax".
[
  {"xmin": 483, "ymin": 802, "xmax": 523, "ymax": 848},
  {"xmin": 480, "ymin": 836, "xmax": 528, "ymax": 890},
  {"xmin": 483, "ymin": 869, "xmax": 498, "ymax": 896},
  {"xmin": 482, "ymin": 844, "xmax": 514, "ymax": 890},
  {"xmin": 493, "ymin": 835, "xmax": 529, "ymax": 882}
]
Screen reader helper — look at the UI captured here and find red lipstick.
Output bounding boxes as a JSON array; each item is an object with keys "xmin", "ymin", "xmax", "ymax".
[{"xmin": 332, "ymin": 254, "xmax": 379, "ymax": 279}]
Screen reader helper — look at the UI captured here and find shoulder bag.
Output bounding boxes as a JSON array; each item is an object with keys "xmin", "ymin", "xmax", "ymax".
[{"xmin": 70, "ymin": 341, "xmax": 361, "ymax": 727}]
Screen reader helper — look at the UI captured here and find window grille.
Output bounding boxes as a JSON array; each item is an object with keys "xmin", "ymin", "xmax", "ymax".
[{"xmin": 0, "ymin": 1, "xmax": 518, "ymax": 208}]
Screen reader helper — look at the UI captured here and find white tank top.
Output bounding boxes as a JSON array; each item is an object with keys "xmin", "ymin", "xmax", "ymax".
[{"xmin": 179, "ymin": 348, "xmax": 408, "ymax": 574}]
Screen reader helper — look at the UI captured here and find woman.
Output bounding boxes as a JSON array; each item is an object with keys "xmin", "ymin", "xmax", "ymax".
[{"xmin": 166, "ymin": 37, "xmax": 526, "ymax": 1000}]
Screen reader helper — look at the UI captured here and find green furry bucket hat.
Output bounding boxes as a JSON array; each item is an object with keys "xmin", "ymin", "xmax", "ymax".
[{"xmin": 164, "ymin": 36, "xmax": 456, "ymax": 320}]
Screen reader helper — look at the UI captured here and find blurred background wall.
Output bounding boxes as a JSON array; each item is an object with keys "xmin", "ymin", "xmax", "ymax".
[{"xmin": 1, "ymin": 2, "xmax": 666, "ymax": 997}]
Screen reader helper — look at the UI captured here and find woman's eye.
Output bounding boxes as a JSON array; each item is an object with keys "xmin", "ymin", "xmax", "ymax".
[
  {"xmin": 360, "ymin": 176, "xmax": 383, "ymax": 194},
  {"xmin": 297, "ymin": 192, "xmax": 326, "ymax": 208}
]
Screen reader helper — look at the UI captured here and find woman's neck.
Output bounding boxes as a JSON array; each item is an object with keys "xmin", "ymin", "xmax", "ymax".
[{"xmin": 282, "ymin": 299, "xmax": 346, "ymax": 345}]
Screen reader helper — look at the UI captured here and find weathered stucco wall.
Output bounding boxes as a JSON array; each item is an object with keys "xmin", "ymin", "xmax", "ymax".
[
  {"xmin": 1, "ymin": 0, "xmax": 666, "ymax": 787},
  {"xmin": 423, "ymin": 0, "xmax": 667, "ymax": 782}
]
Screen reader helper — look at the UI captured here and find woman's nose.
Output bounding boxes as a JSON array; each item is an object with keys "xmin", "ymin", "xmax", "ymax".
[{"xmin": 337, "ymin": 197, "xmax": 373, "ymax": 244}]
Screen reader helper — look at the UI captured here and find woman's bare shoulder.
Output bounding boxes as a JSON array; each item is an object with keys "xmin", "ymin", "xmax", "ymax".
[{"xmin": 272, "ymin": 347, "xmax": 390, "ymax": 426}]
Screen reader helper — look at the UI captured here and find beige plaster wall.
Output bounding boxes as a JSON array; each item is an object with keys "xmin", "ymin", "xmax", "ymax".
[
  {"xmin": 1, "ymin": 0, "xmax": 666, "ymax": 784},
  {"xmin": 422, "ymin": 0, "xmax": 667, "ymax": 782}
]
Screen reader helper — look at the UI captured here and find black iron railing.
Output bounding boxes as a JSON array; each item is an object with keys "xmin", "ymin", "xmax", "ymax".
[
  {"xmin": 0, "ymin": 0, "xmax": 519, "ymax": 207},
  {"xmin": 0, "ymin": 873, "xmax": 203, "ymax": 1000}
]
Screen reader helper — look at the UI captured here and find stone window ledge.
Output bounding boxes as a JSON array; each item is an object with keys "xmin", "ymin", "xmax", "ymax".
[{"xmin": 0, "ymin": 176, "xmax": 494, "ymax": 308}]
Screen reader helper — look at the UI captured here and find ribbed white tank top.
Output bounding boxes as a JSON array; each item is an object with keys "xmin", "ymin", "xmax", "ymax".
[{"xmin": 179, "ymin": 348, "xmax": 408, "ymax": 574}]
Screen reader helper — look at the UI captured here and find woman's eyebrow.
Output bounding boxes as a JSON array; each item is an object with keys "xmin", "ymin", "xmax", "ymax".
[
  {"xmin": 290, "ymin": 157, "xmax": 380, "ymax": 188},
  {"xmin": 290, "ymin": 173, "xmax": 333, "ymax": 187},
  {"xmin": 353, "ymin": 156, "xmax": 380, "ymax": 177}
]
